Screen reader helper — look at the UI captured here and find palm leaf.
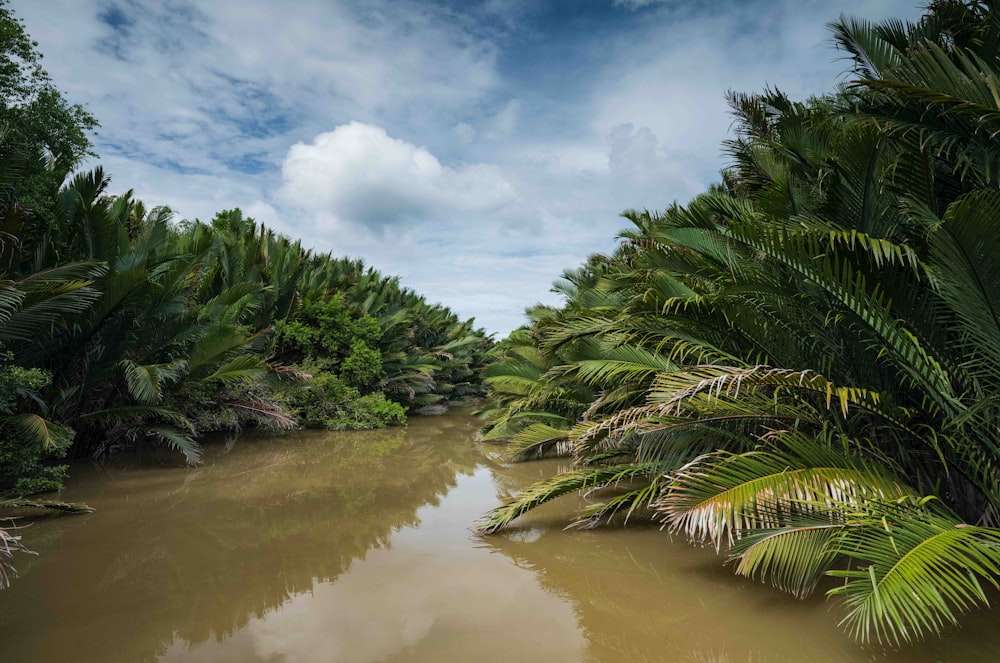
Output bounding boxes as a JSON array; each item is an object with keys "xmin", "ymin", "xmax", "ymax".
[
  {"xmin": 477, "ymin": 462, "xmax": 658, "ymax": 534},
  {"xmin": 827, "ymin": 500, "xmax": 1000, "ymax": 646},
  {"xmin": 3, "ymin": 414, "xmax": 74, "ymax": 452},
  {"xmin": 728, "ymin": 515, "xmax": 843, "ymax": 598},
  {"xmin": 0, "ymin": 525, "xmax": 33, "ymax": 589},
  {"xmin": 118, "ymin": 359, "xmax": 163, "ymax": 405},
  {"xmin": 508, "ymin": 423, "xmax": 572, "ymax": 461},
  {"xmin": 200, "ymin": 355, "xmax": 267, "ymax": 385},
  {"xmin": 655, "ymin": 433, "xmax": 916, "ymax": 550},
  {"xmin": 146, "ymin": 426, "xmax": 201, "ymax": 464}
]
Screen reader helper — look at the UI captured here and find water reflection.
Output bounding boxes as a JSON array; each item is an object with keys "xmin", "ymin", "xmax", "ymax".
[
  {"xmin": 0, "ymin": 415, "xmax": 484, "ymax": 663},
  {"xmin": 478, "ymin": 459, "xmax": 1000, "ymax": 663},
  {"xmin": 1, "ymin": 413, "xmax": 999, "ymax": 663},
  {"xmin": 159, "ymin": 465, "xmax": 585, "ymax": 663}
]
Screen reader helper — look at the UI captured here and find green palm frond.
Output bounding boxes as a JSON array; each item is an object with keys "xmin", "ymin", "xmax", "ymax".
[
  {"xmin": 508, "ymin": 423, "xmax": 572, "ymax": 461},
  {"xmin": 570, "ymin": 473, "xmax": 665, "ymax": 529},
  {"xmin": 145, "ymin": 426, "xmax": 201, "ymax": 464},
  {"xmin": 926, "ymin": 191, "xmax": 1000, "ymax": 388},
  {"xmin": 827, "ymin": 499, "xmax": 1000, "ymax": 646},
  {"xmin": 645, "ymin": 365, "xmax": 885, "ymax": 418},
  {"xmin": 0, "ymin": 262, "xmax": 103, "ymax": 342},
  {"xmin": 78, "ymin": 405, "xmax": 194, "ymax": 431},
  {"xmin": 830, "ymin": 14, "xmax": 903, "ymax": 79},
  {"xmin": 572, "ymin": 388, "xmax": 824, "ymax": 458},
  {"xmin": 187, "ymin": 324, "xmax": 253, "ymax": 371},
  {"xmin": 119, "ymin": 359, "xmax": 163, "ymax": 405},
  {"xmin": 566, "ymin": 343, "xmax": 676, "ymax": 387},
  {"xmin": 478, "ymin": 409, "xmax": 572, "ymax": 441},
  {"xmin": 476, "ymin": 462, "xmax": 659, "ymax": 534},
  {"xmin": 200, "ymin": 355, "xmax": 267, "ymax": 386},
  {"xmin": 727, "ymin": 514, "xmax": 843, "ymax": 598},
  {"xmin": 3, "ymin": 414, "xmax": 73, "ymax": 452},
  {"xmin": 655, "ymin": 433, "xmax": 916, "ymax": 549}
]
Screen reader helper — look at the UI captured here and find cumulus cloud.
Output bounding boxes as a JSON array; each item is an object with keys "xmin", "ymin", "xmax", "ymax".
[
  {"xmin": 278, "ymin": 122, "xmax": 518, "ymax": 231},
  {"xmin": 608, "ymin": 122, "xmax": 686, "ymax": 185},
  {"xmin": 10, "ymin": 0, "xmax": 503, "ymax": 221},
  {"xmin": 593, "ymin": 0, "xmax": 918, "ymax": 163}
]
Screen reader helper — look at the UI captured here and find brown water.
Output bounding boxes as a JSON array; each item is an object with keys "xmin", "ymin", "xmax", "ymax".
[{"xmin": 1, "ymin": 411, "xmax": 998, "ymax": 663}]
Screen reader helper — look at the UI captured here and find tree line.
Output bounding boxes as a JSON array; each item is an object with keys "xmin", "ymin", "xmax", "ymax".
[{"xmin": 477, "ymin": 0, "xmax": 1000, "ymax": 647}]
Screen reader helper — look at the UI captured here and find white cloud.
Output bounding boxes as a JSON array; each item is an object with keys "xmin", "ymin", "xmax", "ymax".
[
  {"xmin": 453, "ymin": 122, "xmax": 477, "ymax": 144},
  {"xmin": 12, "ymin": 0, "xmax": 502, "ymax": 199},
  {"xmin": 607, "ymin": 122, "xmax": 700, "ymax": 189},
  {"xmin": 485, "ymin": 99, "xmax": 522, "ymax": 140},
  {"xmin": 278, "ymin": 122, "xmax": 518, "ymax": 231}
]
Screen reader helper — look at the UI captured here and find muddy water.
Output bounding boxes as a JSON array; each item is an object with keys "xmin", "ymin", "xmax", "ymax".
[{"xmin": 1, "ymin": 411, "xmax": 998, "ymax": 663}]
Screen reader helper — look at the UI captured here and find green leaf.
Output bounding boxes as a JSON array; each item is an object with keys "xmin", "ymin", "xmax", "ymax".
[
  {"xmin": 3, "ymin": 414, "xmax": 74, "ymax": 452},
  {"xmin": 827, "ymin": 501, "xmax": 1000, "ymax": 646}
]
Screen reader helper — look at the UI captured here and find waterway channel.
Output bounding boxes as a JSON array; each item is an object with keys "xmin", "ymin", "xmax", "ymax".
[{"xmin": 1, "ymin": 410, "xmax": 997, "ymax": 662}]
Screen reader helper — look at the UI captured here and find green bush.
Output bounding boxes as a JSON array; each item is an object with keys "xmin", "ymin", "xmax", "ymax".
[
  {"xmin": 273, "ymin": 295, "xmax": 381, "ymax": 365},
  {"xmin": 340, "ymin": 340, "xmax": 383, "ymax": 391},
  {"xmin": 7, "ymin": 461, "xmax": 68, "ymax": 496},
  {"xmin": 283, "ymin": 369, "xmax": 404, "ymax": 431},
  {"xmin": 0, "ymin": 363, "xmax": 71, "ymax": 496}
]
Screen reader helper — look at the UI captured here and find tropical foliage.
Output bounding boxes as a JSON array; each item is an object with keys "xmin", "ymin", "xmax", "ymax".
[{"xmin": 478, "ymin": 0, "xmax": 1000, "ymax": 646}]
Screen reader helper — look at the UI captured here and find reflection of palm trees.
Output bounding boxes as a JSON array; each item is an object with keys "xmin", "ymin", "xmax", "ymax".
[
  {"xmin": 482, "ymin": 453, "xmax": 572, "ymax": 505},
  {"xmin": 482, "ymin": 528, "xmax": 825, "ymax": 663},
  {"xmin": 494, "ymin": 529, "xmax": 1000, "ymax": 662},
  {"xmin": 478, "ymin": 458, "xmax": 1000, "ymax": 663},
  {"xmin": 0, "ymin": 413, "xmax": 483, "ymax": 663}
]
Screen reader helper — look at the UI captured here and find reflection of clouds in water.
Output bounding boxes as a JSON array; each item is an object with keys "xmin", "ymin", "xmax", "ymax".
[
  {"xmin": 246, "ymin": 548, "xmax": 583, "ymax": 663},
  {"xmin": 248, "ymin": 551, "xmax": 436, "ymax": 663},
  {"xmin": 160, "ymin": 467, "xmax": 584, "ymax": 663}
]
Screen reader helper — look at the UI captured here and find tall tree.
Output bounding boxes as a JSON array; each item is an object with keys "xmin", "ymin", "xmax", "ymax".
[{"xmin": 0, "ymin": 0, "xmax": 97, "ymax": 261}]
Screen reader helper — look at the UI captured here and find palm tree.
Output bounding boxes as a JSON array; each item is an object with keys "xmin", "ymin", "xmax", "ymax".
[{"xmin": 478, "ymin": 0, "xmax": 1000, "ymax": 644}]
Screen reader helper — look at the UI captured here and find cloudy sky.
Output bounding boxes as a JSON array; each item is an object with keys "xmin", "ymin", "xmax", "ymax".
[{"xmin": 13, "ymin": 0, "xmax": 921, "ymax": 335}]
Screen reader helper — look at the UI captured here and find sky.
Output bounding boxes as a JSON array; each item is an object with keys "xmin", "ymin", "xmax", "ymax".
[{"xmin": 12, "ymin": 0, "xmax": 922, "ymax": 336}]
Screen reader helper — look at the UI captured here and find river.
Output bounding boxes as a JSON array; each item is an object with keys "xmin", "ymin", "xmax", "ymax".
[{"xmin": 0, "ymin": 410, "xmax": 997, "ymax": 662}]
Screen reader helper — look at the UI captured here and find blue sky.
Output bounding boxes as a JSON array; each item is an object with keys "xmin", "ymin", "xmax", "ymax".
[{"xmin": 14, "ymin": 0, "xmax": 921, "ymax": 335}]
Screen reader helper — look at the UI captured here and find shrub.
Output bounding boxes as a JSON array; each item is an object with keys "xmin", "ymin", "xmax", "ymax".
[
  {"xmin": 0, "ymin": 363, "xmax": 71, "ymax": 496},
  {"xmin": 283, "ymin": 370, "xmax": 404, "ymax": 431}
]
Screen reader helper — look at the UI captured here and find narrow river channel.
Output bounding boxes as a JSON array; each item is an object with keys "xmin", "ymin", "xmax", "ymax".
[{"xmin": 1, "ymin": 410, "xmax": 997, "ymax": 662}]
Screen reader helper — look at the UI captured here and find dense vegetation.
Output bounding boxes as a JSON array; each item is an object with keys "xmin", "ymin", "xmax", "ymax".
[
  {"xmin": 0, "ymin": 1, "xmax": 490, "ymax": 587},
  {"xmin": 478, "ymin": 0, "xmax": 1000, "ymax": 647}
]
